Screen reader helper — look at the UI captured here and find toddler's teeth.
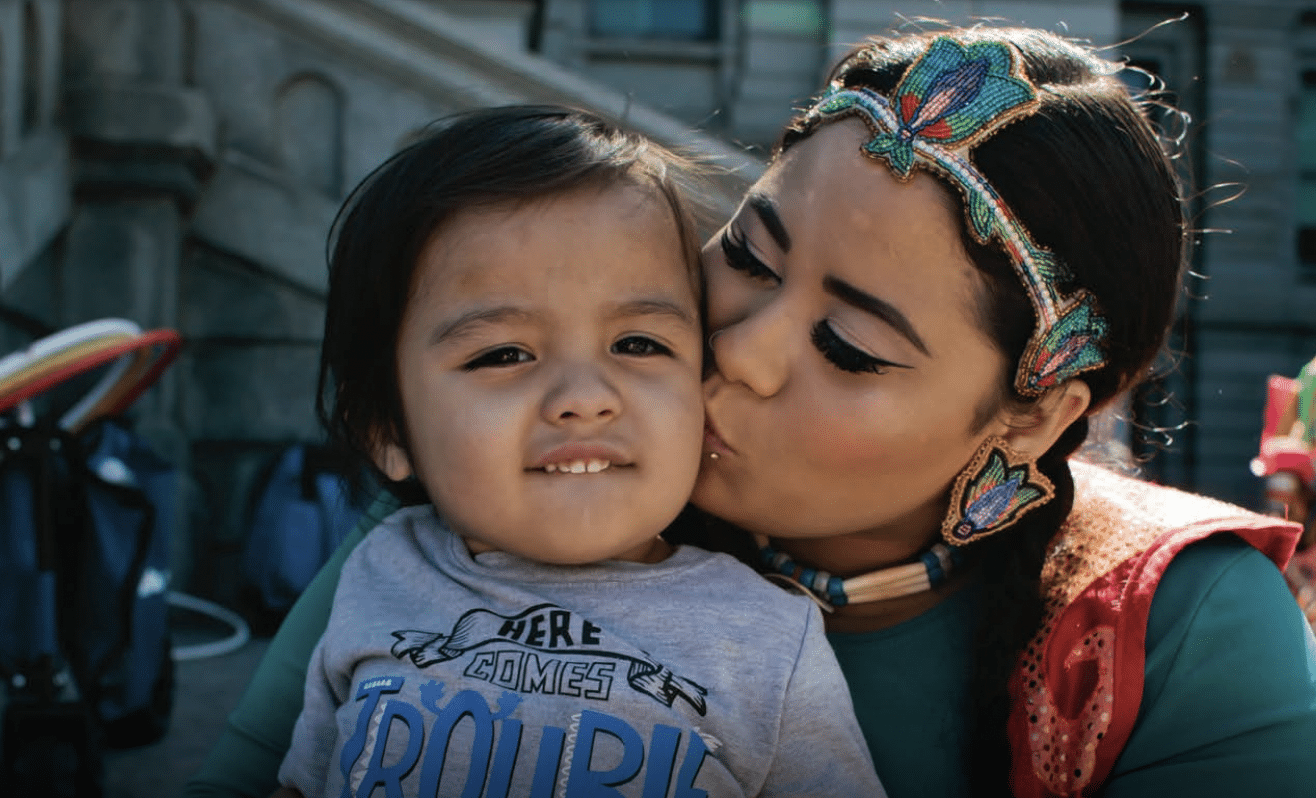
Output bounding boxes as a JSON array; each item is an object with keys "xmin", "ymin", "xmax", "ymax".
[{"xmin": 543, "ymin": 459, "xmax": 613, "ymax": 473}]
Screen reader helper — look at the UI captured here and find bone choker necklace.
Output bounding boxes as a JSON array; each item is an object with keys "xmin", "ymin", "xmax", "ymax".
[{"xmin": 755, "ymin": 536, "xmax": 965, "ymax": 612}]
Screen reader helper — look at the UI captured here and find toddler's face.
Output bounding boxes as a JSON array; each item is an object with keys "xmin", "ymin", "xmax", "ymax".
[{"xmin": 379, "ymin": 182, "xmax": 704, "ymax": 564}]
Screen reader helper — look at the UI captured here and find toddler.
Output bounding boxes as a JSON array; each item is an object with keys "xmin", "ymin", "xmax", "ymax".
[{"xmin": 276, "ymin": 105, "xmax": 885, "ymax": 797}]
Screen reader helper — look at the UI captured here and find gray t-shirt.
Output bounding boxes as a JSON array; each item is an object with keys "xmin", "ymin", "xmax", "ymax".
[{"xmin": 279, "ymin": 505, "xmax": 885, "ymax": 797}]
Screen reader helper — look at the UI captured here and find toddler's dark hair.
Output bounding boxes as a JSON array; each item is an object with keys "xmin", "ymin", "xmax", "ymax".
[{"xmin": 316, "ymin": 105, "xmax": 706, "ymax": 500}]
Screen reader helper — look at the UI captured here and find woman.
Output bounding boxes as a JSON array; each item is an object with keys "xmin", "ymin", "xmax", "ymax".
[{"xmin": 187, "ymin": 27, "xmax": 1316, "ymax": 798}]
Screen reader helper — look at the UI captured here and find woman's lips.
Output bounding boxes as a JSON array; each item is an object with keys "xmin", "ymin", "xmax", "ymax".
[{"xmin": 703, "ymin": 418, "xmax": 734, "ymax": 457}]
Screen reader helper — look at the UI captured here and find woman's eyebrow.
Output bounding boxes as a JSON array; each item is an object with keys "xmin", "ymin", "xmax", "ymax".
[
  {"xmin": 823, "ymin": 275, "xmax": 930, "ymax": 356},
  {"xmin": 747, "ymin": 192, "xmax": 791, "ymax": 252}
]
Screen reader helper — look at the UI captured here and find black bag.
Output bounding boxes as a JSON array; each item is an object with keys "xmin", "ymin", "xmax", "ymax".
[{"xmin": 0, "ymin": 418, "xmax": 177, "ymax": 794}]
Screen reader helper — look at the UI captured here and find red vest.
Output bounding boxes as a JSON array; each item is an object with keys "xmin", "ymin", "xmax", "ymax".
[{"xmin": 1007, "ymin": 462, "xmax": 1300, "ymax": 797}]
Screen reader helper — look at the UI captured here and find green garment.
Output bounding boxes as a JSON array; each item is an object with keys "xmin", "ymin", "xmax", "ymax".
[
  {"xmin": 827, "ymin": 582, "xmax": 977, "ymax": 797},
  {"xmin": 832, "ymin": 536, "xmax": 1316, "ymax": 798},
  {"xmin": 185, "ymin": 492, "xmax": 398, "ymax": 798},
  {"xmin": 186, "ymin": 514, "xmax": 1316, "ymax": 797}
]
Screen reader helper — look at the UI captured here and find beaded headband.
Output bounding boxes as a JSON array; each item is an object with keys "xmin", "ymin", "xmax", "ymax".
[{"xmin": 801, "ymin": 36, "xmax": 1108, "ymax": 397}]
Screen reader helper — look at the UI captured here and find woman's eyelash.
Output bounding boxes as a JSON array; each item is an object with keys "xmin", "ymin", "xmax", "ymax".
[
  {"xmin": 811, "ymin": 321, "xmax": 899, "ymax": 375},
  {"xmin": 720, "ymin": 230, "xmax": 780, "ymax": 283}
]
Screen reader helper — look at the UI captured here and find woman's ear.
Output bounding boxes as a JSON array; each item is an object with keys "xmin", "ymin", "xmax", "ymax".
[
  {"xmin": 371, "ymin": 429, "xmax": 414, "ymax": 482},
  {"xmin": 994, "ymin": 379, "xmax": 1092, "ymax": 461}
]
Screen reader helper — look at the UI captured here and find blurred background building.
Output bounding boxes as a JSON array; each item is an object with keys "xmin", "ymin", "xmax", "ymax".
[{"xmin": 0, "ymin": 0, "xmax": 1311, "ymax": 605}]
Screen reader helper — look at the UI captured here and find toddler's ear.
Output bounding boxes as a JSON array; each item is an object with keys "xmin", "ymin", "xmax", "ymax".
[{"xmin": 372, "ymin": 438, "xmax": 414, "ymax": 482}]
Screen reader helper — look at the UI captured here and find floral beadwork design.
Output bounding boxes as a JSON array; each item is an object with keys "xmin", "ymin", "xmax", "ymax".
[
  {"xmin": 941, "ymin": 440, "xmax": 1055, "ymax": 545},
  {"xmin": 842, "ymin": 37, "xmax": 1037, "ymax": 176},
  {"xmin": 1025, "ymin": 297, "xmax": 1106, "ymax": 393},
  {"xmin": 804, "ymin": 36, "xmax": 1109, "ymax": 398}
]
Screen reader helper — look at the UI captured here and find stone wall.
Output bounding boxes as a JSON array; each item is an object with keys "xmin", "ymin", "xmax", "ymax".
[{"xmin": 0, "ymin": 0, "xmax": 756, "ymax": 607}]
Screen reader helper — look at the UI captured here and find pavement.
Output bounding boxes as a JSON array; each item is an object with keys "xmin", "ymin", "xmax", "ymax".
[{"xmin": 103, "ymin": 632, "xmax": 269, "ymax": 797}]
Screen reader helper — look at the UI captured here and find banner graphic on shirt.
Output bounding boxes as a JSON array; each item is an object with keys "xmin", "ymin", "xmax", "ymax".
[{"xmin": 390, "ymin": 602, "xmax": 708, "ymax": 715}]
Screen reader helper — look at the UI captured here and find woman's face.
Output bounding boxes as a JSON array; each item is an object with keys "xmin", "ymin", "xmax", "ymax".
[{"xmin": 694, "ymin": 119, "xmax": 1014, "ymax": 556}]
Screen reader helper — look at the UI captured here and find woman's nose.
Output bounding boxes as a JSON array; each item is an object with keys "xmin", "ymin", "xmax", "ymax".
[
  {"xmin": 542, "ymin": 362, "xmax": 622, "ymax": 424},
  {"xmin": 708, "ymin": 301, "xmax": 794, "ymax": 398}
]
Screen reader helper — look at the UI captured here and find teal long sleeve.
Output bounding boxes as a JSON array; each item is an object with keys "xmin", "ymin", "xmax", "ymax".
[
  {"xmin": 832, "ymin": 536, "xmax": 1316, "ymax": 798},
  {"xmin": 1104, "ymin": 537, "xmax": 1316, "ymax": 796}
]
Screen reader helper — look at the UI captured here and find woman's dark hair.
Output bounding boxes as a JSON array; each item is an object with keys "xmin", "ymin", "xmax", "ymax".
[
  {"xmin": 780, "ymin": 28, "xmax": 1188, "ymax": 795},
  {"xmin": 317, "ymin": 105, "xmax": 706, "ymax": 502}
]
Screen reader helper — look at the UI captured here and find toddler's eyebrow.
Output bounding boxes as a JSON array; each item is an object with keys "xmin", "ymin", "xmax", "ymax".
[
  {"xmin": 429, "ymin": 307, "xmax": 535, "ymax": 345},
  {"xmin": 429, "ymin": 298, "xmax": 694, "ymax": 346},
  {"xmin": 609, "ymin": 298, "xmax": 697, "ymax": 326}
]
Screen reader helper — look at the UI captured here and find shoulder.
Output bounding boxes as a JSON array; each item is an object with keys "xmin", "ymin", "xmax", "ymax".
[
  {"xmin": 1155, "ymin": 534, "xmax": 1276, "ymax": 592},
  {"xmin": 675, "ymin": 544, "xmax": 824, "ymax": 635},
  {"xmin": 1133, "ymin": 535, "xmax": 1313, "ymax": 740},
  {"xmin": 339, "ymin": 504, "xmax": 445, "ymax": 578},
  {"xmin": 358, "ymin": 503, "xmax": 437, "ymax": 543},
  {"xmin": 1047, "ymin": 462, "xmax": 1299, "ymax": 608},
  {"xmin": 1069, "ymin": 461, "xmax": 1277, "ymax": 534},
  {"xmin": 1109, "ymin": 535, "xmax": 1316, "ymax": 788},
  {"xmin": 1147, "ymin": 536, "xmax": 1308, "ymax": 672},
  {"xmin": 679, "ymin": 545, "xmax": 809, "ymax": 602}
]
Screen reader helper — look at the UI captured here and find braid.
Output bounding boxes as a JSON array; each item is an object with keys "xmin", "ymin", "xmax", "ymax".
[{"xmin": 963, "ymin": 418, "xmax": 1086, "ymax": 796}]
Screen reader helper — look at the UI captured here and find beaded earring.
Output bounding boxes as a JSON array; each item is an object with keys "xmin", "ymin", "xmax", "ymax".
[{"xmin": 941, "ymin": 436, "xmax": 1054, "ymax": 546}]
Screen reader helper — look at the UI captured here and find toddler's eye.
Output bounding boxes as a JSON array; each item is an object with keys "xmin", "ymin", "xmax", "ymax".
[
  {"xmin": 463, "ymin": 346, "xmax": 533, "ymax": 370},
  {"xmin": 613, "ymin": 336, "xmax": 673, "ymax": 357},
  {"xmin": 720, "ymin": 229, "xmax": 781, "ymax": 284}
]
